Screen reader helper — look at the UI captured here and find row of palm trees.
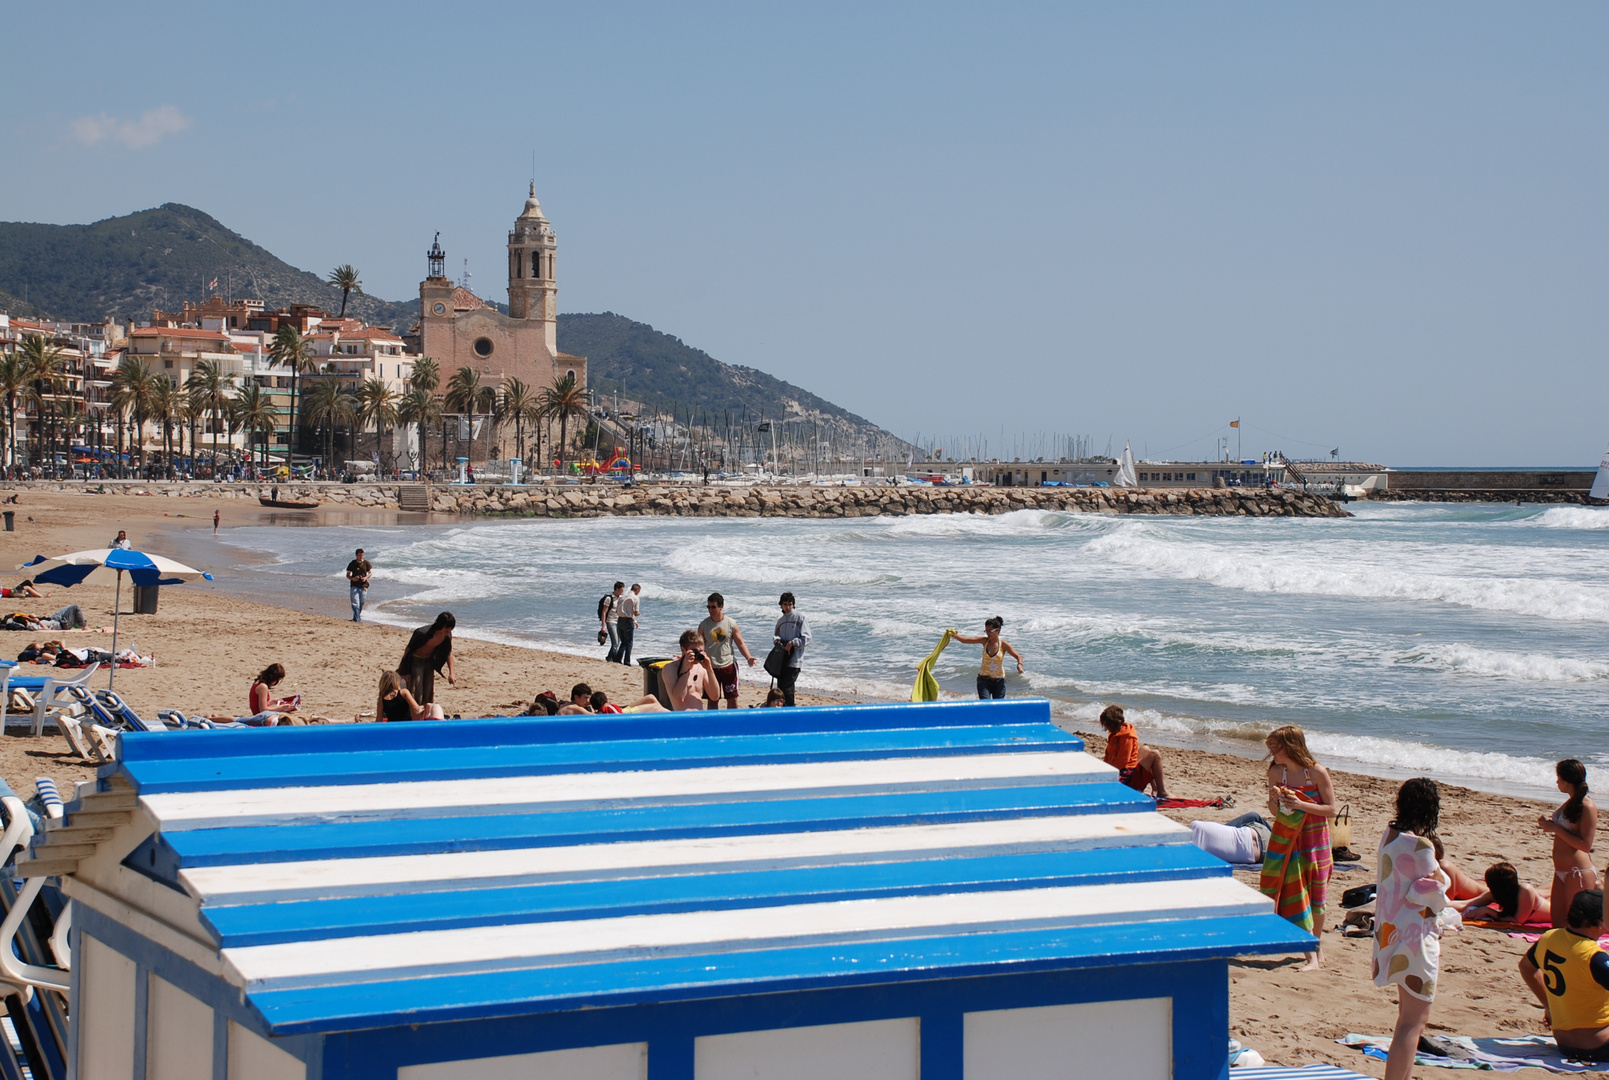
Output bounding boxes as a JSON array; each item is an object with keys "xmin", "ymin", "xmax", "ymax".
[{"xmin": 1, "ymin": 326, "xmax": 597, "ymax": 478}]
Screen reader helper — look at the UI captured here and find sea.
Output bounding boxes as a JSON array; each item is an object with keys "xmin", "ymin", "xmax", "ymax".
[{"xmin": 213, "ymin": 500, "xmax": 1609, "ymax": 800}]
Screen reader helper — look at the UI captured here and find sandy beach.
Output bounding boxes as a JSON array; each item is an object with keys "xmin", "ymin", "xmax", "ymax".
[{"xmin": 0, "ymin": 489, "xmax": 1599, "ymax": 1078}]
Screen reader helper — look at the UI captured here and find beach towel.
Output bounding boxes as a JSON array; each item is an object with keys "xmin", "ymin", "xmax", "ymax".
[
  {"xmin": 1340, "ymin": 1033, "xmax": 1606, "ymax": 1073},
  {"xmin": 1232, "ymin": 1067, "xmax": 1374, "ymax": 1079},
  {"xmin": 1260, "ymin": 801, "xmax": 1332, "ymax": 932},
  {"xmin": 910, "ymin": 630, "xmax": 956, "ymax": 702},
  {"xmin": 1507, "ymin": 930, "xmax": 1609, "ymax": 946},
  {"xmin": 1157, "ymin": 796, "xmax": 1233, "ymax": 809}
]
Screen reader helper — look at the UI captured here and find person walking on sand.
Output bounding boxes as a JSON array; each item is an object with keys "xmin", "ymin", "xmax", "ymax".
[
  {"xmin": 953, "ymin": 616, "xmax": 1023, "ymax": 699},
  {"xmin": 213, "ymin": 509, "xmax": 220, "ymax": 536},
  {"xmin": 772, "ymin": 592, "xmax": 811, "ymax": 706},
  {"xmin": 600, "ymin": 582, "xmax": 625, "ymax": 662},
  {"xmin": 398, "ymin": 612, "xmax": 456, "ymax": 704},
  {"xmin": 346, "ymin": 548, "xmax": 372, "ymax": 623},
  {"xmin": 1373, "ymin": 777, "xmax": 1461, "ymax": 1080},
  {"xmin": 1541, "ymin": 759, "xmax": 1599, "ymax": 929},
  {"xmin": 615, "ymin": 584, "xmax": 641, "ymax": 666},
  {"xmin": 1261, "ymin": 724, "xmax": 1337, "ymax": 970},
  {"xmin": 699, "ymin": 592, "xmax": 756, "ymax": 708}
]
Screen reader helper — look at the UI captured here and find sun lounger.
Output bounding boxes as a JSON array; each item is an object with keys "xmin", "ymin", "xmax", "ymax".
[
  {"xmin": 85, "ymin": 725, "xmax": 119, "ymax": 763},
  {"xmin": 33, "ymin": 779, "xmax": 62, "ymax": 822},
  {"xmin": 97, "ymin": 691, "xmax": 167, "ymax": 732},
  {"xmin": 0, "ymin": 663, "xmax": 102, "ymax": 737},
  {"xmin": 54, "ymin": 716, "xmax": 97, "ymax": 764},
  {"xmin": 0, "ymin": 792, "xmax": 72, "ymax": 1078}
]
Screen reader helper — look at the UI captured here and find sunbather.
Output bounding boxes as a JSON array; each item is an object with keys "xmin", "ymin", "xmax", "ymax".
[
  {"xmin": 1098, "ymin": 704, "xmax": 1171, "ymax": 799},
  {"xmin": 558, "ymin": 683, "xmax": 595, "ymax": 715},
  {"xmin": 1190, "ymin": 812, "xmax": 1273, "ymax": 865},
  {"xmin": 1433, "ymin": 840, "xmax": 1488, "ymax": 901},
  {"xmin": 248, "ymin": 663, "xmax": 298, "ymax": 719},
  {"xmin": 372, "ymin": 670, "xmax": 444, "ymax": 722},
  {"xmin": 16, "ymin": 641, "xmax": 61, "ymax": 664},
  {"xmin": 664, "ymin": 629, "xmax": 718, "ymax": 711},
  {"xmin": 590, "ymin": 690, "xmax": 623, "ymax": 714},
  {"xmin": 21, "ymin": 605, "xmax": 87, "ymax": 632},
  {"xmin": 3, "ymin": 580, "xmax": 44, "ymax": 599},
  {"xmin": 1519, "ymin": 888, "xmax": 1609, "ymax": 1063},
  {"xmin": 1461, "ymin": 861, "xmax": 1550, "ymax": 924}
]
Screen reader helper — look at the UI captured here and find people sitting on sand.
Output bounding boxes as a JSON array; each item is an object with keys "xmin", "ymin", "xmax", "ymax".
[
  {"xmin": 248, "ymin": 663, "xmax": 299, "ymax": 721},
  {"xmin": 110, "ymin": 530, "xmax": 130, "ymax": 550},
  {"xmin": 1460, "ymin": 861, "xmax": 1550, "ymax": 925},
  {"xmin": 372, "ymin": 670, "xmax": 444, "ymax": 722},
  {"xmin": 761, "ymin": 686, "xmax": 786, "ymax": 707},
  {"xmin": 1190, "ymin": 812, "xmax": 1273, "ymax": 865},
  {"xmin": 1098, "ymin": 705, "xmax": 1171, "ymax": 800},
  {"xmin": 664, "ymin": 629, "xmax": 718, "ymax": 710},
  {"xmin": 525, "ymin": 691, "xmax": 561, "ymax": 716},
  {"xmin": 1519, "ymin": 888, "xmax": 1609, "ymax": 1064},
  {"xmin": 559, "ymin": 683, "xmax": 595, "ymax": 715}
]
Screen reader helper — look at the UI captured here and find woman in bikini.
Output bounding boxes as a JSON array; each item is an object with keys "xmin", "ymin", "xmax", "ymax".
[
  {"xmin": 1539, "ymin": 758, "xmax": 1598, "ymax": 928},
  {"xmin": 371, "ymin": 670, "xmax": 444, "ymax": 722},
  {"xmin": 953, "ymin": 616, "xmax": 1024, "ymax": 700},
  {"xmin": 1260, "ymin": 724, "xmax": 1337, "ymax": 971}
]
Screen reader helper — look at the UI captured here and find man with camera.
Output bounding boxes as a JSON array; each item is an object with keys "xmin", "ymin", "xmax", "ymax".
[{"xmin": 665, "ymin": 628, "xmax": 719, "ymax": 710}]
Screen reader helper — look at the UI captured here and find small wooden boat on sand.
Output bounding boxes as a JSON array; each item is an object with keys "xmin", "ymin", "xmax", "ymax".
[{"xmin": 259, "ymin": 497, "xmax": 321, "ymax": 510}]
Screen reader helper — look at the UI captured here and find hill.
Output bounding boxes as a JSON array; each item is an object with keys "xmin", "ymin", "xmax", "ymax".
[
  {"xmin": 557, "ymin": 313, "xmax": 907, "ymax": 456},
  {"xmin": 0, "ymin": 204, "xmax": 417, "ymax": 329}
]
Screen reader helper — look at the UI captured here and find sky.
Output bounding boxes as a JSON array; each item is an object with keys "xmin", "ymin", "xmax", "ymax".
[{"xmin": 3, "ymin": 2, "xmax": 1605, "ymax": 465}]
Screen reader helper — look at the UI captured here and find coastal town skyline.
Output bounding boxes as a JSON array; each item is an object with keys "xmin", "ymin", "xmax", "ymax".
[{"xmin": 3, "ymin": 3, "xmax": 1604, "ymax": 466}]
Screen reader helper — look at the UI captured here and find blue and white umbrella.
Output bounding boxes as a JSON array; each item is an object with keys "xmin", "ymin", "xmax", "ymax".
[{"xmin": 19, "ymin": 549, "xmax": 213, "ymax": 690}]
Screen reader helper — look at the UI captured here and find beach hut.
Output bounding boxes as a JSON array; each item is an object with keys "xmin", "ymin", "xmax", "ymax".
[{"xmin": 26, "ymin": 699, "xmax": 1311, "ymax": 1080}]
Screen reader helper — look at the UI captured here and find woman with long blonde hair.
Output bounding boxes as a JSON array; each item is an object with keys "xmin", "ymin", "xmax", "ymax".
[
  {"xmin": 1261, "ymin": 724, "xmax": 1338, "ymax": 970},
  {"xmin": 373, "ymin": 669, "xmax": 444, "ymax": 722}
]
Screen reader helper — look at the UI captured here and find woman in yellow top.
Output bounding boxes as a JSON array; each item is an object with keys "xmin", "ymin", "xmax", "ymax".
[
  {"xmin": 954, "ymin": 616, "xmax": 1023, "ymax": 700},
  {"xmin": 1519, "ymin": 888, "xmax": 1609, "ymax": 1063}
]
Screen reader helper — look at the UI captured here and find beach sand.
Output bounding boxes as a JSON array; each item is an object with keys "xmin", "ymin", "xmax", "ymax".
[{"xmin": 0, "ymin": 489, "xmax": 1598, "ymax": 1078}]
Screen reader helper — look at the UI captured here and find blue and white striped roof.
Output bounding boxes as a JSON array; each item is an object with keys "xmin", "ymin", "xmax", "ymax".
[{"xmin": 80, "ymin": 700, "xmax": 1312, "ymax": 1035}]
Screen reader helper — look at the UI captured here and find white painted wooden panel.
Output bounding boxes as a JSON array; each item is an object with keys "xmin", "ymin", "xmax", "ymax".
[
  {"xmin": 183, "ymin": 813, "xmax": 1186, "ymax": 902},
  {"xmin": 225, "ymin": 878, "xmax": 1266, "ymax": 986},
  {"xmin": 78, "ymin": 934, "xmax": 136, "ymax": 1080},
  {"xmin": 963, "ymin": 998, "xmax": 1172, "ymax": 1080},
  {"xmin": 398, "ymin": 1041, "xmax": 647, "ymax": 1080},
  {"xmin": 147, "ymin": 752, "xmax": 1108, "ymax": 827},
  {"xmin": 145, "ymin": 973, "xmax": 213, "ymax": 1080},
  {"xmin": 227, "ymin": 1021, "xmax": 305, "ymax": 1080},
  {"xmin": 695, "ymin": 1018, "xmax": 919, "ymax": 1080}
]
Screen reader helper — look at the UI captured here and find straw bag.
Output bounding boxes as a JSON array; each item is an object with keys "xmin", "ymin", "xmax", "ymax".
[{"xmin": 1330, "ymin": 804, "xmax": 1352, "ymax": 850}]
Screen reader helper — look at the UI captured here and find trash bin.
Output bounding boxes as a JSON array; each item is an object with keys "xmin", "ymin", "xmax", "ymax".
[
  {"xmin": 637, "ymin": 657, "xmax": 674, "ymax": 709},
  {"xmin": 132, "ymin": 585, "xmax": 160, "ymax": 614},
  {"xmin": 1, "ymin": 511, "xmax": 12, "ymax": 532}
]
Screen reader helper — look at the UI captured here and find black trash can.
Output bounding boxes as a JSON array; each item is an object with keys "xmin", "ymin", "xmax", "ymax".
[
  {"xmin": 637, "ymin": 657, "xmax": 673, "ymax": 709},
  {"xmin": 132, "ymin": 585, "xmax": 160, "ymax": 614},
  {"xmin": 2, "ymin": 511, "xmax": 12, "ymax": 532}
]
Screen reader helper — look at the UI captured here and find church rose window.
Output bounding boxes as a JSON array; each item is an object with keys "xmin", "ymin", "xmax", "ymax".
[{"xmin": 474, "ymin": 338, "xmax": 494, "ymax": 358}]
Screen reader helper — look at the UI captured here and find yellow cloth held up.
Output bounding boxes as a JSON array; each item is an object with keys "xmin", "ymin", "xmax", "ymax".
[{"xmin": 911, "ymin": 629, "xmax": 957, "ymax": 702}]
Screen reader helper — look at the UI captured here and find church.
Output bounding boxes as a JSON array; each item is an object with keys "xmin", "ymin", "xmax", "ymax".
[{"xmin": 416, "ymin": 183, "xmax": 587, "ymax": 396}]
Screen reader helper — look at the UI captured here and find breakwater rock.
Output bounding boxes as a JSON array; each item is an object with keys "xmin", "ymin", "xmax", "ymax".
[{"xmin": 2, "ymin": 480, "xmax": 1351, "ymax": 518}]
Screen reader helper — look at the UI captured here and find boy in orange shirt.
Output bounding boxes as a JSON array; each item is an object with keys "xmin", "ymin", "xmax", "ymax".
[{"xmin": 1099, "ymin": 704, "xmax": 1171, "ymax": 800}]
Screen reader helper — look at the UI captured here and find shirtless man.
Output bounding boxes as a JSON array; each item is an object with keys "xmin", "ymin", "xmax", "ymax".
[{"xmin": 663, "ymin": 629, "xmax": 718, "ymax": 711}]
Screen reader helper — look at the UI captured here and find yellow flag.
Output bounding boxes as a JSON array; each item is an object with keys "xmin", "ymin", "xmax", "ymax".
[{"xmin": 1229, "ymin": 420, "xmax": 1240, "ymax": 428}]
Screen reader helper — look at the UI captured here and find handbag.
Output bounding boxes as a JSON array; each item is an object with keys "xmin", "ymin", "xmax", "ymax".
[
  {"xmin": 763, "ymin": 644, "xmax": 789, "ymax": 680},
  {"xmin": 1330, "ymin": 803, "xmax": 1352, "ymax": 850}
]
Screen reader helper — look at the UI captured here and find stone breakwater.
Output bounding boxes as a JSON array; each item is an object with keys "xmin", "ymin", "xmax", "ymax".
[{"xmin": 3, "ymin": 480, "xmax": 1350, "ymax": 518}]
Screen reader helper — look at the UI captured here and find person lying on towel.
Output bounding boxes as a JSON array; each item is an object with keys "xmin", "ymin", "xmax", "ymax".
[
  {"xmin": 1099, "ymin": 704, "xmax": 1171, "ymax": 800},
  {"xmin": 1519, "ymin": 888, "xmax": 1609, "ymax": 1063}
]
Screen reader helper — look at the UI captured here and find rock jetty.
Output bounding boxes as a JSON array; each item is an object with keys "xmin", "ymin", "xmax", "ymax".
[{"xmin": 7, "ymin": 480, "xmax": 1349, "ymax": 518}]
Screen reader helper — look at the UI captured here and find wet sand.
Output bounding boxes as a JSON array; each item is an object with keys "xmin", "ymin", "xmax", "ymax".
[{"xmin": 0, "ymin": 489, "xmax": 1595, "ymax": 1077}]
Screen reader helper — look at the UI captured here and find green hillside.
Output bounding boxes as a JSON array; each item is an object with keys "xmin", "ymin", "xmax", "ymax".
[{"xmin": 0, "ymin": 204, "xmax": 417, "ymax": 329}]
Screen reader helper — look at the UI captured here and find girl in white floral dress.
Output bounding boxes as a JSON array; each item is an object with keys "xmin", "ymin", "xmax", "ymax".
[{"xmin": 1372, "ymin": 777, "xmax": 1462, "ymax": 1080}]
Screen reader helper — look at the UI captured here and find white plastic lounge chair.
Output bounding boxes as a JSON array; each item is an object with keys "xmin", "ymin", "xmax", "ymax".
[
  {"xmin": 33, "ymin": 779, "xmax": 62, "ymax": 821},
  {"xmin": 85, "ymin": 725, "xmax": 119, "ymax": 763},
  {"xmin": 1, "ymin": 663, "xmax": 103, "ymax": 737},
  {"xmin": 55, "ymin": 716, "xmax": 96, "ymax": 763}
]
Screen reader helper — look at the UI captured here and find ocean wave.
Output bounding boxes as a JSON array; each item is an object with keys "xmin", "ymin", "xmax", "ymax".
[
  {"xmin": 1531, "ymin": 506, "xmax": 1609, "ymax": 530},
  {"xmin": 1395, "ymin": 642, "xmax": 1609, "ymax": 683}
]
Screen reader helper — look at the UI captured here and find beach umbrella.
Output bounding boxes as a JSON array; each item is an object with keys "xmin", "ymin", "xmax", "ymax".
[{"xmin": 19, "ymin": 549, "xmax": 213, "ymax": 690}]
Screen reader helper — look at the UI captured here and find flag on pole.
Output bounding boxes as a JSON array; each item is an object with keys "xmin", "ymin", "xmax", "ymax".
[
  {"xmin": 1229, "ymin": 420, "xmax": 1240, "ymax": 428},
  {"xmin": 208, "ymin": 277, "xmax": 219, "ymax": 290}
]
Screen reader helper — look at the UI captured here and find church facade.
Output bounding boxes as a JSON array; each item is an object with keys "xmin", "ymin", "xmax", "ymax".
[{"xmin": 417, "ymin": 184, "xmax": 586, "ymax": 395}]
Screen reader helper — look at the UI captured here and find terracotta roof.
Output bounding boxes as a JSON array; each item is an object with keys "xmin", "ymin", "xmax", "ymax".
[
  {"xmin": 344, "ymin": 327, "xmax": 404, "ymax": 342},
  {"xmin": 451, "ymin": 287, "xmax": 485, "ymax": 311}
]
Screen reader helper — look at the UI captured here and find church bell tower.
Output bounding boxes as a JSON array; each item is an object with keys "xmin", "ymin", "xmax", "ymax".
[{"xmin": 508, "ymin": 183, "xmax": 557, "ymax": 357}]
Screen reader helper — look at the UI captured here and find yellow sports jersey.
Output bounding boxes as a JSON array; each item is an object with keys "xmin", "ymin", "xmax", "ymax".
[{"xmin": 1528, "ymin": 928, "xmax": 1609, "ymax": 1031}]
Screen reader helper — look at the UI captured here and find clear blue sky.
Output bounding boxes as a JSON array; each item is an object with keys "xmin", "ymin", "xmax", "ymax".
[{"xmin": 4, "ymin": 2, "xmax": 1604, "ymax": 465}]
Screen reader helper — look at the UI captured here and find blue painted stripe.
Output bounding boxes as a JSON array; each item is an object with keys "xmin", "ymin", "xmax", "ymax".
[
  {"xmin": 124, "ymin": 724, "xmax": 1083, "ymax": 793},
  {"xmin": 116, "ymin": 699, "xmax": 1069, "ymax": 765},
  {"xmin": 200, "ymin": 845, "xmax": 1230, "ymax": 947},
  {"xmin": 246, "ymin": 913, "xmax": 1315, "ymax": 1035},
  {"xmin": 166, "ymin": 782, "xmax": 1154, "ymax": 867}
]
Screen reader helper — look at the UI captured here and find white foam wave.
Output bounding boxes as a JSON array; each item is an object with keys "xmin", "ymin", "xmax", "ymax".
[
  {"xmin": 1396, "ymin": 643, "xmax": 1609, "ymax": 683},
  {"xmin": 1532, "ymin": 506, "xmax": 1609, "ymax": 530}
]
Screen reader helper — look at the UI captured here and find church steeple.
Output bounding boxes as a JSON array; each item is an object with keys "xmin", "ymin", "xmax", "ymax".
[{"xmin": 508, "ymin": 183, "xmax": 557, "ymax": 355}]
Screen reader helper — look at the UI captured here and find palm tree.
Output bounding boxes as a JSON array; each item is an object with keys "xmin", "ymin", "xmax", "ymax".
[
  {"xmin": 539, "ymin": 371, "xmax": 590, "ymax": 473},
  {"xmin": 269, "ymin": 324, "xmax": 316, "ymax": 461},
  {"xmin": 233, "ymin": 382, "xmax": 277, "ymax": 472},
  {"xmin": 355, "ymin": 377, "xmax": 398, "ymax": 469},
  {"xmin": 445, "ymin": 366, "xmax": 492, "ymax": 470},
  {"xmin": 148, "ymin": 377, "xmax": 182, "ymax": 477},
  {"xmin": 0, "ymin": 355, "xmax": 28, "ymax": 475},
  {"xmin": 18, "ymin": 334, "xmax": 65, "ymax": 475},
  {"xmin": 185, "ymin": 358, "xmax": 236, "ymax": 474},
  {"xmin": 396, "ymin": 386, "xmax": 441, "ymax": 476},
  {"xmin": 109, "ymin": 356, "xmax": 153, "ymax": 475},
  {"xmin": 500, "ymin": 377, "xmax": 539, "ymax": 468},
  {"xmin": 303, "ymin": 379, "xmax": 357, "ymax": 472},
  {"xmin": 327, "ymin": 265, "xmax": 363, "ymax": 318},
  {"xmin": 409, "ymin": 356, "xmax": 440, "ymax": 394}
]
